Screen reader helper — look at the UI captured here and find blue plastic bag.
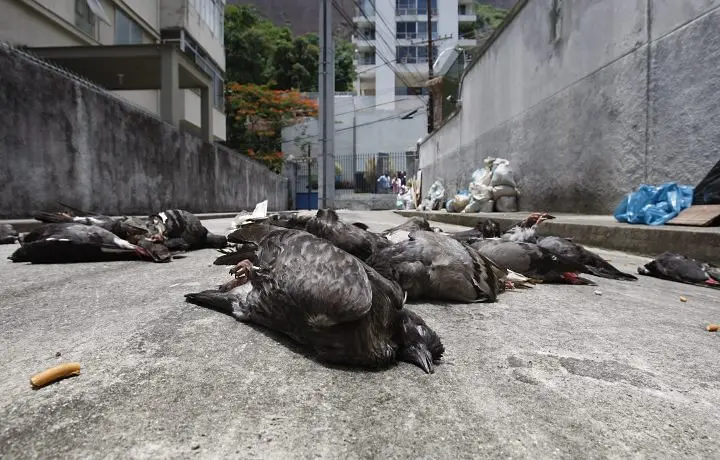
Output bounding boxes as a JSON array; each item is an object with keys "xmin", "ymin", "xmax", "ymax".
[{"xmin": 614, "ymin": 183, "xmax": 694, "ymax": 225}]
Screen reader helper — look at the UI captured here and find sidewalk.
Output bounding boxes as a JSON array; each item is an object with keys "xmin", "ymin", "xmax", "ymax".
[{"xmin": 395, "ymin": 210, "xmax": 720, "ymax": 263}]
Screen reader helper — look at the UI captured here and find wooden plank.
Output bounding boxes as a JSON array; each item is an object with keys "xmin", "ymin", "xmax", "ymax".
[{"xmin": 666, "ymin": 205, "xmax": 720, "ymax": 226}]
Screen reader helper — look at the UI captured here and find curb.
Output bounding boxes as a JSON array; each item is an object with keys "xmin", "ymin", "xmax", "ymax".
[{"xmin": 395, "ymin": 210, "xmax": 720, "ymax": 264}]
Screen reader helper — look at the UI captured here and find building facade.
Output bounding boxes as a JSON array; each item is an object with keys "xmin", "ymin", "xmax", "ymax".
[
  {"xmin": 352, "ymin": 0, "xmax": 476, "ymax": 109},
  {"xmin": 0, "ymin": 0, "xmax": 226, "ymax": 141}
]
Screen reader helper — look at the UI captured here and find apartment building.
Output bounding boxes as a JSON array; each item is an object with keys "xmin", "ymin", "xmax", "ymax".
[
  {"xmin": 352, "ymin": 0, "xmax": 476, "ymax": 108},
  {"xmin": 0, "ymin": 0, "xmax": 227, "ymax": 141}
]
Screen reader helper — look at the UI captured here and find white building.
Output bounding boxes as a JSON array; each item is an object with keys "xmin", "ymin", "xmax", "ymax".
[
  {"xmin": 352, "ymin": 0, "xmax": 477, "ymax": 109},
  {"xmin": 0, "ymin": 0, "xmax": 227, "ymax": 141}
]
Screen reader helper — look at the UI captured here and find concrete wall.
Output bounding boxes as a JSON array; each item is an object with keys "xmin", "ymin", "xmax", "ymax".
[
  {"xmin": 0, "ymin": 45, "xmax": 287, "ymax": 218},
  {"xmin": 419, "ymin": 0, "xmax": 720, "ymax": 213}
]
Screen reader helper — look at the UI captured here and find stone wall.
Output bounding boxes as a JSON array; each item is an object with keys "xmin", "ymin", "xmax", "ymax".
[
  {"xmin": 0, "ymin": 45, "xmax": 287, "ymax": 218},
  {"xmin": 419, "ymin": 0, "xmax": 720, "ymax": 213}
]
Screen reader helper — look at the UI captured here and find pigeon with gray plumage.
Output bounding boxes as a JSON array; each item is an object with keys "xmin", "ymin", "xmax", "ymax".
[
  {"xmin": 9, "ymin": 223, "xmax": 170, "ymax": 263},
  {"xmin": 638, "ymin": 252, "xmax": 720, "ymax": 288},
  {"xmin": 367, "ymin": 231, "xmax": 501, "ymax": 303},
  {"xmin": 472, "ymin": 240, "xmax": 596, "ymax": 285},
  {"xmin": 186, "ymin": 223, "xmax": 445, "ymax": 374}
]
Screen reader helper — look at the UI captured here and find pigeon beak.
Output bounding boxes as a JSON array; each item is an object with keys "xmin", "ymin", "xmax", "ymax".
[{"xmin": 400, "ymin": 345, "xmax": 435, "ymax": 374}]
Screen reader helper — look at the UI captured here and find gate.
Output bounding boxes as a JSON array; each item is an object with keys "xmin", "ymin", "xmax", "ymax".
[{"xmin": 295, "ymin": 157, "xmax": 319, "ymax": 210}]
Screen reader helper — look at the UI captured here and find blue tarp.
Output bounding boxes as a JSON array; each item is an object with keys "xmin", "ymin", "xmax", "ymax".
[{"xmin": 614, "ymin": 182, "xmax": 694, "ymax": 226}]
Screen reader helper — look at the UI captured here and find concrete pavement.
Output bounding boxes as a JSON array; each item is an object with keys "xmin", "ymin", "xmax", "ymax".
[{"xmin": 1, "ymin": 211, "xmax": 718, "ymax": 459}]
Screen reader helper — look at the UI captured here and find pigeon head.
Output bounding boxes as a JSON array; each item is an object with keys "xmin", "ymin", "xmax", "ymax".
[
  {"xmin": 395, "ymin": 309, "xmax": 445, "ymax": 374},
  {"xmin": 135, "ymin": 238, "xmax": 172, "ymax": 263}
]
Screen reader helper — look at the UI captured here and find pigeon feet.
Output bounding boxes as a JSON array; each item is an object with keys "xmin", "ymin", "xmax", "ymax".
[{"xmin": 230, "ymin": 259, "xmax": 256, "ymax": 284}]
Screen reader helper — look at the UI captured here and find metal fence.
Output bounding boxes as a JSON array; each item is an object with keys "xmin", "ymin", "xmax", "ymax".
[{"xmin": 335, "ymin": 151, "xmax": 418, "ymax": 194}]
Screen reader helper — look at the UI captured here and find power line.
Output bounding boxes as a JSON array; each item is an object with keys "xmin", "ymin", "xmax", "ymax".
[
  {"xmin": 281, "ymin": 107, "xmax": 427, "ymax": 144},
  {"xmin": 334, "ymin": 97, "xmax": 419, "ymax": 116},
  {"xmin": 364, "ymin": 0, "xmax": 429, "ymax": 83},
  {"xmin": 365, "ymin": 0, "xmax": 423, "ymax": 80},
  {"xmin": 346, "ymin": 0, "xmax": 427, "ymax": 87}
]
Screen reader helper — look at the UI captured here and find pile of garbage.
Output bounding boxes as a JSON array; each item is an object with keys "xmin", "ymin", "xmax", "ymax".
[
  {"xmin": 445, "ymin": 157, "xmax": 520, "ymax": 213},
  {"xmin": 396, "ymin": 185, "xmax": 416, "ymax": 210},
  {"xmin": 417, "ymin": 180, "xmax": 446, "ymax": 211}
]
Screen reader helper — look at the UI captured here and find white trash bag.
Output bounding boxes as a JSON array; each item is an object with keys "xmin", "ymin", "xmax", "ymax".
[
  {"xmin": 490, "ymin": 158, "xmax": 516, "ymax": 188},
  {"xmin": 491, "ymin": 185, "xmax": 517, "ymax": 200},
  {"xmin": 495, "ymin": 195, "xmax": 518, "ymax": 212}
]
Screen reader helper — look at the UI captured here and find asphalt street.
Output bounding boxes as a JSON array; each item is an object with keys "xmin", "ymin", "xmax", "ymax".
[{"xmin": 1, "ymin": 210, "xmax": 718, "ymax": 459}]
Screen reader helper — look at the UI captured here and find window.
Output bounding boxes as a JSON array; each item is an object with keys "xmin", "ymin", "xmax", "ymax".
[
  {"xmin": 182, "ymin": 33, "xmax": 226, "ymax": 111},
  {"xmin": 417, "ymin": 21, "xmax": 437, "ymax": 39},
  {"xmin": 190, "ymin": 0, "xmax": 224, "ymax": 41},
  {"xmin": 75, "ymin": 0, "xmax": 96, "ymax": 37},
  {"xmin": 396, "ymin": 22, "xmax": 417, "ymax": 39},
  {"xmin": 396, "ymin": 21, "xmax": 436, "ymax": 40},
  {"xmin": 396, "ymin": 0, "xmax": 437, "ymax": 15},
  {"xmin": 357, "ymin": 0, "xmax": 374, "ymax": 16},
  {"xmin": 358, "ymin": 52, "xmax": 375, "ymax": 65},
  {"xmin": 115, "ymin": 9, "xmax": 144, "ymax": 44},
  {"xmin": 417, "ymin": 0, "xmax": 438, "ymax": 15},
  {"xmin": 396, "ymin": 45, "xmax": 438, "ymax": 64}
]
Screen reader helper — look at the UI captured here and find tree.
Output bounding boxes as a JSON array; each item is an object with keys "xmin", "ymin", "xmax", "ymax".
[
  {"xmin": 224, "ymin": 5, "xmax": 356, "ymax": 92},
  {"xmin": 222, "ymin": 5, "xmax": 356, "ymax": 170},
  {"xmin": 334, "ymin": 38, "xmax": 356, "ymax": 92},
  {"xmin": 225, "ymin": 83, "xmax": 318, "ymax": 173}
]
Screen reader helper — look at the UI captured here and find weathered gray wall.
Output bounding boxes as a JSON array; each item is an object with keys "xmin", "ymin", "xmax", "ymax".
[
  {"xmin": 0, "ymin": 46, "xmax": 287, "ymax": 218},
  {"xmin": 419, "ymin": 0, "xmax": 720, "ymax": 213}
]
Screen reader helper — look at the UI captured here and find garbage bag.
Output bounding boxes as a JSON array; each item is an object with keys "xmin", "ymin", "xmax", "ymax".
[
  {"xmin": 490, "ymin": 159, "xmax": 517, "ymax": 188},
  {"xmin": 613, "ymin": 182, "xmax": 694, "ymax": 226},
  {"xmin": 463, "ymin": 199, "xmax": 495, "ymax": 213},
  {"xmin": 472, "ymin": 167, "xmax": 493, "ymax": 187},
  {"xmin": 492, "ymin": 185, "xmax": 517, "ymax": 200},
  {"xmin": 453, "ymin": 194, "xmax": 470, "ymax": 212},
  {"xmin": 427, "ymin": 180, "xmax": 446, "ymax": 201},
  {"xmin": 495, "ymin": 196, "xmax": 518, "ymax": 212},
  {"xmin": 469, "ymin": 182, "xmax": 492, "ymax": 201},
  {"xmin": 693, "ymin": 158, "xmax": 720, "ymax": 205}
]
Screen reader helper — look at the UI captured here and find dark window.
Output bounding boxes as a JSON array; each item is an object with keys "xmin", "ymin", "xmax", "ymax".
[
  {"xmin": 75, "ymin": 0, "xmax": 96, "ymax": 37},
  {"xmin": 115, "ymin": 8, "xmax": 144, "ymax": 44}
]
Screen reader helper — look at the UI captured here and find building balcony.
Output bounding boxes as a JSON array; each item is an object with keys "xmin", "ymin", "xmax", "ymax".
[
  {"xmin": 357, "ymin": 63, "xmax": 377, "ymax": 76},
  {"xmin": 395, "ymin": 8, "xmax": 437, "ymax": 20},
  {"xmin": 353, "ymin": 10, "xmax": 375, "ymax": 23},
  {"xmin": 458, "ymin": 13, "xmax": 477, "ymax": 23},
  {"xmin": 352, "ymin": 35, "xmax": 375, "ymax": 49}
]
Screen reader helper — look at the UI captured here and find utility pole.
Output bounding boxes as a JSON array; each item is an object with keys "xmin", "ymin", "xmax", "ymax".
[
  {"xmin": 352, "ymin": 48, "xmax": 359, "ymax": 186},
  {"xmin": 318, "ymin": 0, "xmax": 335, "ymax": 209},
  {"xmin": 426, "ymin": 0, "xmax": 434, "ymax": 134}
]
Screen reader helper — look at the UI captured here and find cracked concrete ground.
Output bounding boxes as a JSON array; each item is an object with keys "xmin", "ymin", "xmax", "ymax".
[{"xmin": 0, "ymin": 210, "xmax": 718, "ymax": 459}]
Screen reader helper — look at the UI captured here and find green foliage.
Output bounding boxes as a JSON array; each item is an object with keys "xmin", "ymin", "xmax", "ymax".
[
  {"xmin": 475, "ymin": 4, "xmax": 509, "ymax": 30},
  {"xmin": 224, "ymin": 5, "xmax": 356, "ymax": 92}
]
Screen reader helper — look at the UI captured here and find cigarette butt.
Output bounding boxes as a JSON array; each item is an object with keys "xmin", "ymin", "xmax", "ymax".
[
  {"xmin": 680, "ymin": 296, "xmax": 687, "ymax": 302},
  {"xmin": 30, "ymin": 362, "xmax": 81, "ymax": 389},
  {"xmin": 707, "ymin": 324, "xmax": 719, "ymax": 332}
]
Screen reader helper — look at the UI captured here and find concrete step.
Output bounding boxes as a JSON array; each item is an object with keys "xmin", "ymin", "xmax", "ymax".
[{"xmin": 395, "ymin": 210, "xmax": 720, "ymax": 264}]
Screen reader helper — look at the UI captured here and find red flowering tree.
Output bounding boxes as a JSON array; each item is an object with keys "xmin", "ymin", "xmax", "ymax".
[{"xmin": 225, "ymin": 82, "xmax": 318, "ymax": 173}]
